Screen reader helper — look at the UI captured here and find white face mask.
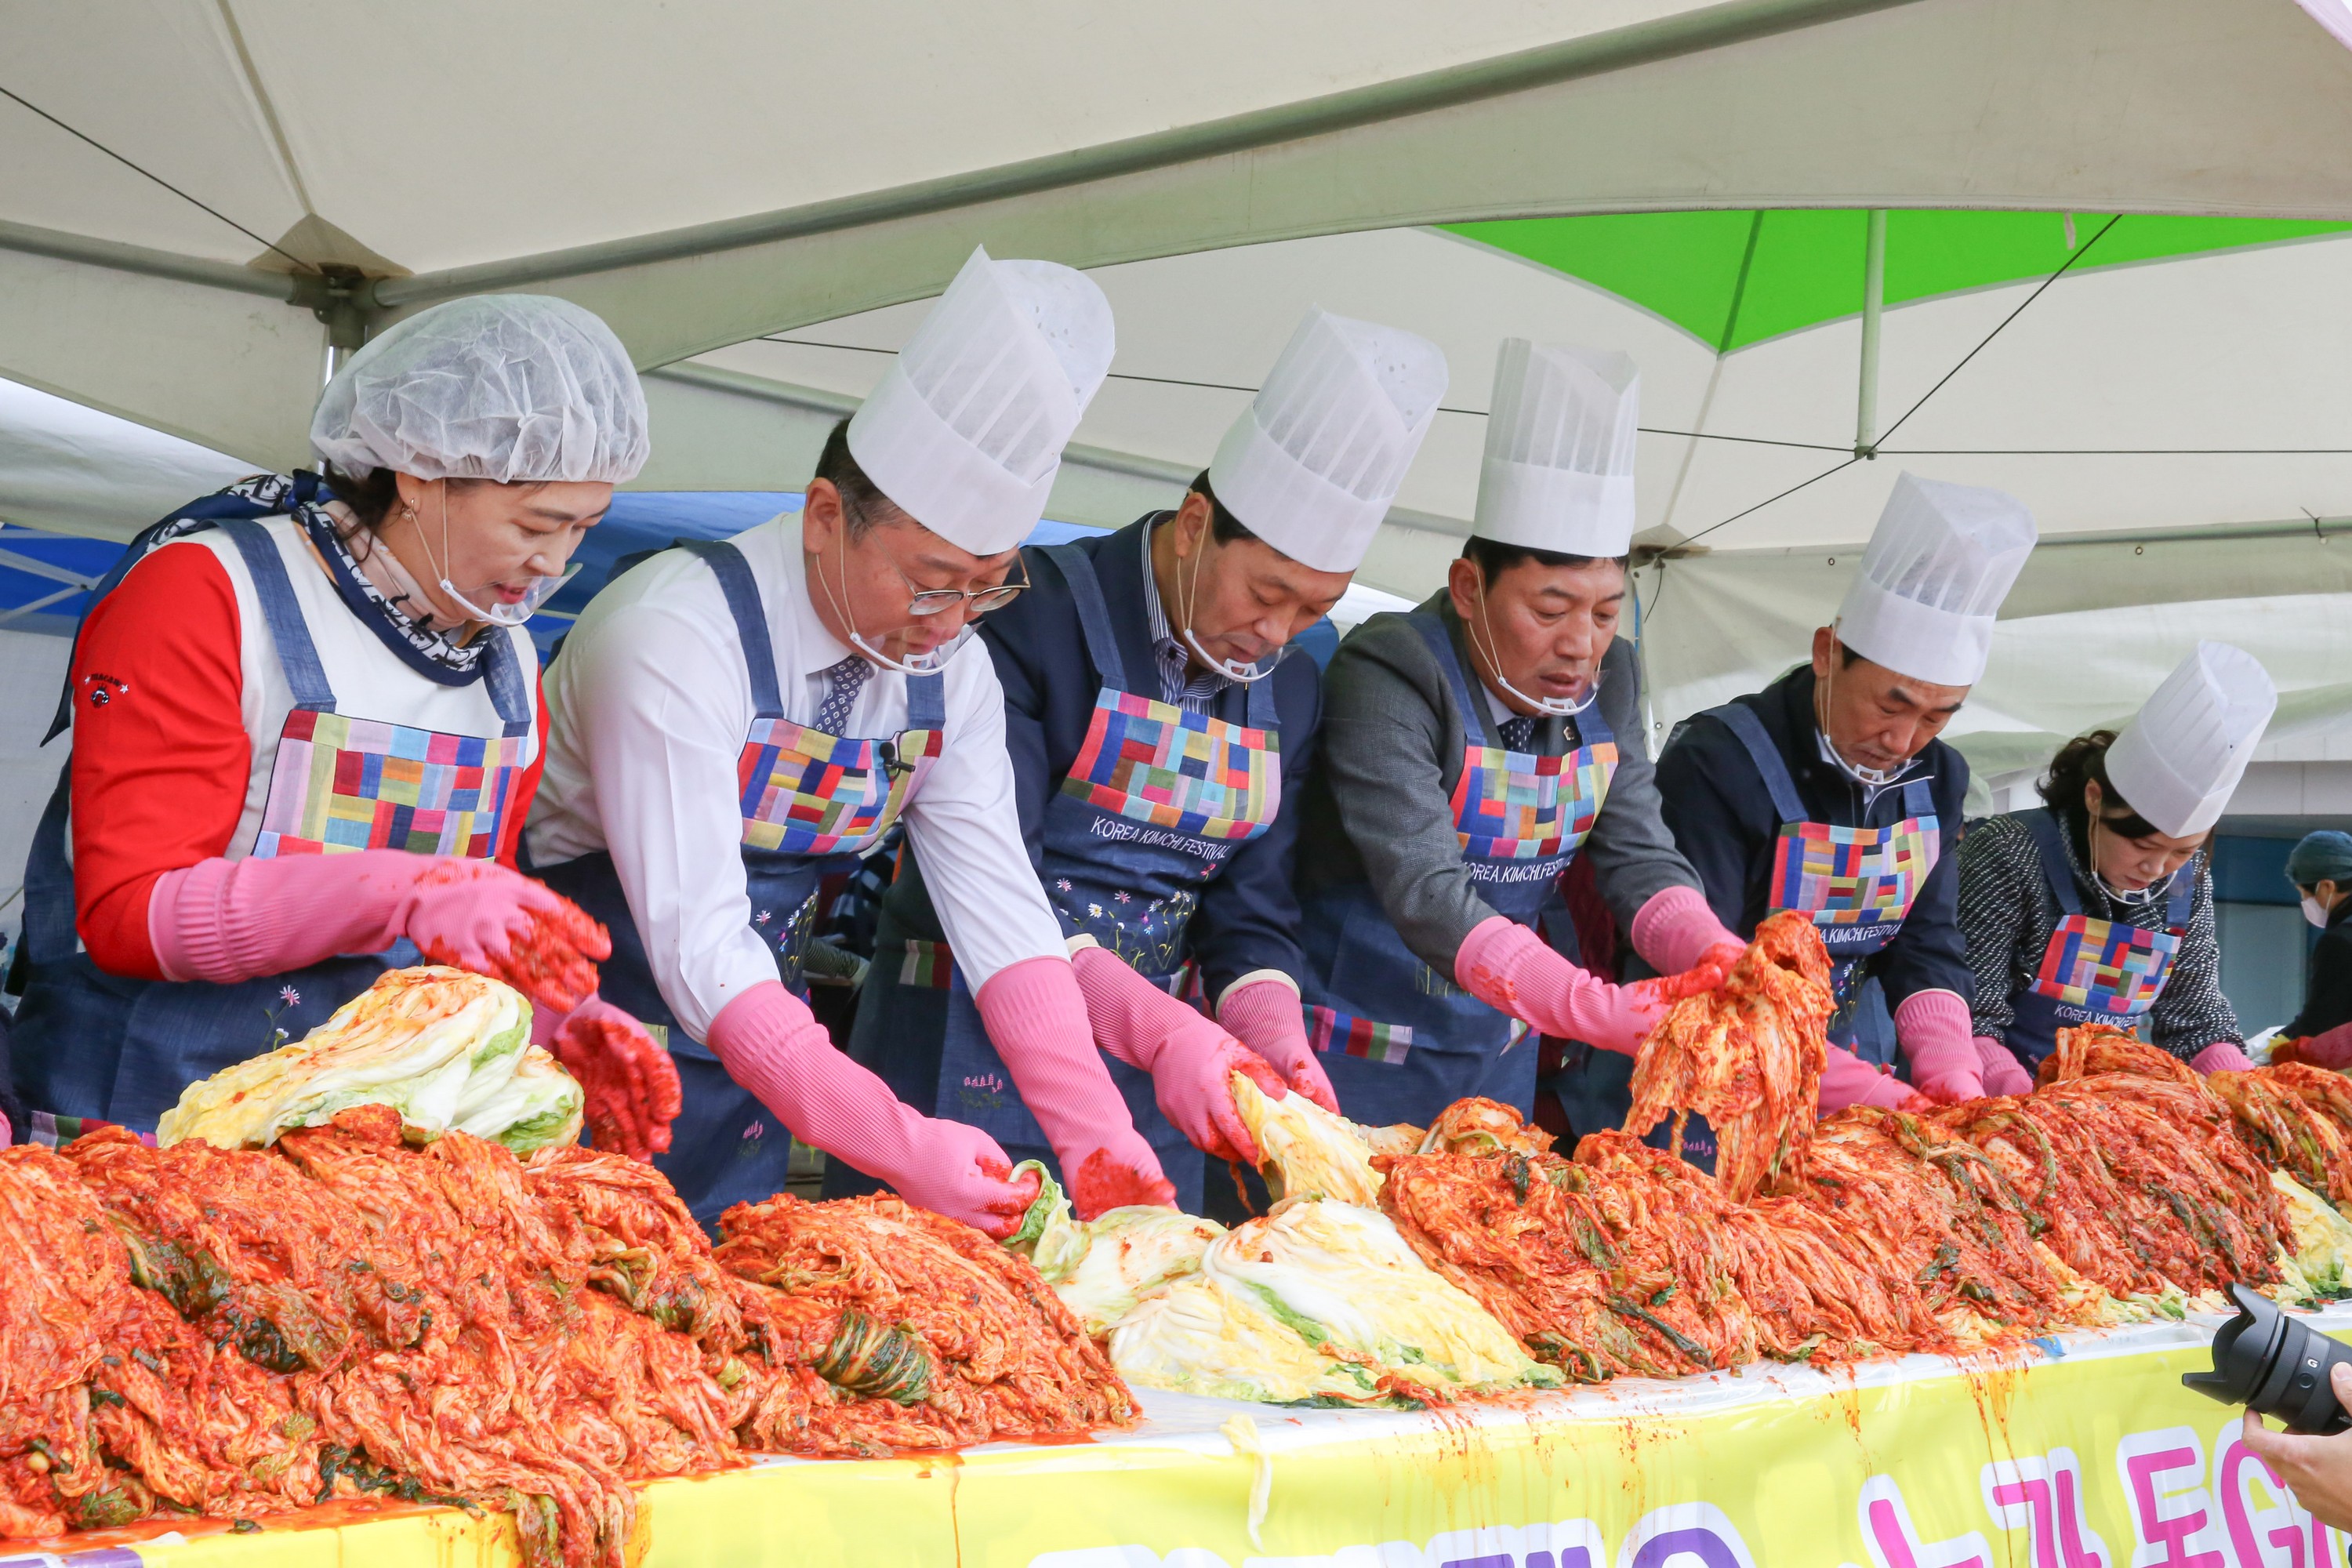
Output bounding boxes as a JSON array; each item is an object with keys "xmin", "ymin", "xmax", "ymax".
[
  {"xmin": 1812, "ymin": 642, "xmax": 1907, "ymax": 788},
  {"xmin": 813, "ymin": 514, "xmax": 975, "ymax": 677},
  {"xmin": 409, "ymin": 485, "xmax": 575, "ymax": 627},
  {"xmin": 2305, "ymin": 895, "xmax": 2332, "ymax": 930},
  {"xmin": 1174, "ymin": 528, "xmax": 1279, "ymax": 685}
]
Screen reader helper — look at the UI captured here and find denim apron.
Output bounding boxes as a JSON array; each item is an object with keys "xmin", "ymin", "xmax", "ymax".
[
  {"xmin": 9, "ymin": 502, "xmax": 533, "ymax": 1140},
  {"xmin": 533, "ymin": 540, "xmax": 942, "ymax": 1228},
  {"xmin": 840, "ymin": 542, "xmax": 1282, "ymax": 1213},
  {"xmin": 1295, "ymin": 613, "xmax": 1617, "ymax": 1128},
  {"xmin": 2001, "ymin": 806, "xmax": 2187, "ymax": 1069}
]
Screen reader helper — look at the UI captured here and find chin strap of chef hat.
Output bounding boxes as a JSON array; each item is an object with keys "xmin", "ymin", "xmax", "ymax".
[
  {"xmin": 1472, "ymin": 339, "xmax": 1640, "ymax": 558},
  {"xmin": 2105, "ymin": 641, "xmax": 2278, "ymax": 840},
  {"xmin": 310, "ymin": 294, "xmax": 650, "ymax": 485},
  {"xmin": 847, "ymin": 246, "xmax": 1115, "ymax": 557},
  {"xmin": 1207, "ymin": 307, "xmax": 1447, "ymax": 575},
  {"xmin": 1833, "ymin": 471, "xmax": 2039, "ymax": 689}
]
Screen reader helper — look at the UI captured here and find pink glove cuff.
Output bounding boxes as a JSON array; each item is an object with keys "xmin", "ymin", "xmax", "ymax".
[
  {"xmin": 1893, "ymin": 989, "xmax": 1976, "ymax": 1077},
  {"xmin": 2191, "ymin": 1040, "xmax": 2256, "ymax": 1075},
  {"xmin": 1628, "ymin": 885, "xmax": 1742, "ymax": 978},
  {"xmin": 1454, "ymin": 915, "xmax": 1543, "ymax": 1009},
  {"xmin": 148, "ymin": 853, "xmax": 410, "ymax": 984},
  {"xmin": 975, "ymin": 955, "xmax": 1136, "ymax": 1149},
  {"xmin": 1215, "ymin": 977, "xmax": 1308, "ymax": 1061},
  {"xmin": 705, "ymin": 982, "xmax": 828, "ymax": 1103},
  {"xmin": 1069, "ymin": 944, "xmax": 1195, "ymax": 1072}
]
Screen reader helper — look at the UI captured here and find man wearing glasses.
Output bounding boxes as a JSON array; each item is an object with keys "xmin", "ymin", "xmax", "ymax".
[
  {"xmin": 526, "ymin": 249, "xmax": 1173, "ymax": 1233},
  {"xmin": 837, "ymin": 307, "xmax": 1446, "ymax": 1214}
]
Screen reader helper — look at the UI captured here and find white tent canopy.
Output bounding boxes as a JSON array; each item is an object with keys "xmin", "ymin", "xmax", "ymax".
[{"xmin": 9, "ymin": 0, "xmax": 2352, "ymax": 470}]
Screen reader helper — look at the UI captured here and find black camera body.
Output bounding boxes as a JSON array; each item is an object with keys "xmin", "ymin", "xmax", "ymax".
[{"xmin": 2183, "ymin": 1283, "xmax": 2352, "ymax": 1435}]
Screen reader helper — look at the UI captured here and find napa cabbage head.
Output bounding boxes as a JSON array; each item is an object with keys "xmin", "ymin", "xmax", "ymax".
[
  {"xmin": 1203, "ymin": 1200, "xmax": 1559, "ymax": 1396},
  {"xmin": 158, "ymin": 967, "xmax": 546, "ymax": 1149}
]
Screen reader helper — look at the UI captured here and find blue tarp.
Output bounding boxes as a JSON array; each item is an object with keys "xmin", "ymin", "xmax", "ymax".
[{"xmin": 0, "ymin": 492, "xmax": 1112, "ymax": 653}]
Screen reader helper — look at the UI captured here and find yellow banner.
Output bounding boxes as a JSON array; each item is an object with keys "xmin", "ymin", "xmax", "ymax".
[{"xmin": 19, "ymin": 1312, "xmax": 2348, "ymax": 1568}]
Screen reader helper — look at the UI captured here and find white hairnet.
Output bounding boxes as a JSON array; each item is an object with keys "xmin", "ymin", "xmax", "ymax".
[{"xmin": 310, "ymin": 294, "xmax": 650, "ymax": 485}]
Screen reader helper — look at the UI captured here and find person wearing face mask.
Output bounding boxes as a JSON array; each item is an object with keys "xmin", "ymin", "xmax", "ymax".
[
  {"xmin": 7, "ymin": 295, "xmax": 673, "ymax": 1149},
  {"xmin": 528, "ymin": 248, "xmax": 1175, "ymax": 1233},
  {"xmin": 836, "ymin": 308, "xmax": 1441, "ymax": 1211},
  {"xmin": 1290, "ymin": 341, "xmax": 1734, "ymax": 1130},
  {"xmin": 1653, "ymin": 474, "xmax": 2038, "ymax": 1114},
  {"xmin": 1958, "ymin": 642, "xmax": 2274, "ymax": 1083},
  {"xmin": 2268, "ymin": 832, "xmax": 2352, "ymax": 1067}
]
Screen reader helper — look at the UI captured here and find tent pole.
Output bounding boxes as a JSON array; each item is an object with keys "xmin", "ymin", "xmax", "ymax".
[{"xmin": 1855, "ymin": 209, "xmax": 1886, "ymax": 457}]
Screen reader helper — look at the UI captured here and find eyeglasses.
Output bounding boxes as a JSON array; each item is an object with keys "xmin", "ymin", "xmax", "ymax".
[{"xmin": 843, "ymin": 493, "xmax": 1031, "ymax": 616}]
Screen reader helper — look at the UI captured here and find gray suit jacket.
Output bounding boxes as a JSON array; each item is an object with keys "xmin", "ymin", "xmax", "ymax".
[{"xmin": 1294, "ymin": 593, "xmax": 1702, "ymax": 979}]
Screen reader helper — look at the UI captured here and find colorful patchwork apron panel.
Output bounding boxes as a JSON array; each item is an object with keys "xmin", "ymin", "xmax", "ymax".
[
  {"xmin": 1454, "ymin": 741, "xmax": 1617, "ymax": 862},
  {"xmin": 253, "ymin": 697, "xmax": 525, "ymax": 858},
  {"xmin": 739, "ymin": 719, "xmax": 940, "ymax": 856},
  {"xmin": 1060, "ymin": 688, "xmax": 1279, "ymax": 841},
  {"xmin": 1769, "ymin": 815, "xmax": 1940, "ymax": 928},
  {"xmin": 2031, "ymin": 913, "xmax": 2180, "ymax": 1016}
]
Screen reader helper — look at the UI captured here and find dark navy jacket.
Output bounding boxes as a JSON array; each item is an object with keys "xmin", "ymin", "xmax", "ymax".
[
  {"xmin": 882, "ymin": 515, "xmax": 1323, "ymax": 997},
  {"xmin": 1653, "ymin": 664, "xmax": 1973, "ymax": 1011}
]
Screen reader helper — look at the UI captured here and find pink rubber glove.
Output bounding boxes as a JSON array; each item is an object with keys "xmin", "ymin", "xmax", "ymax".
[
  {"xmin": 0, "ymin": 1108, "xmax": 9, "ymax": 1148},
  {"xmin": 973, "ymin": 956, "xmax": 1176, "ymax": 1219},
  {"xmin": 543, "ymin": 995, "xmax": 684, "ymax": 1163},
  {"xmin": 1217, "ymin": 977, "xmax": 1339, "ymax": 1114},
  {"xmin": 1454, "ymin": 916, "xmax": 1723, "ymax": 1057},
  {"xmin": 1819, "ymin": 1045, "xmax": 1929, "ymax": 1113},
  {"xmin": 2191, "ymin": 1040, "xmax": 2256, "ymax": 1075},
  {"xmin": 709, "ymin": 981, "xmax": 1040, "ymax": 1237},
  {"xmin": 1069, "ymin": 946, "xmax": 1286, "ymax": 1166},
  {"xmin": 147, "ymin": 851, "xmax": 607, "ymax": 1016},
  {"xmin": 1894, "ymin": 989, "xmax": 1984, "ymax": 1105},
  {"xmin": 1629, "ymin": 885, "xmax": 1747, "ymax": 979},
  {"xmin": 2277, "ymin": 1021, "xmax": 2352, "ymax": 1071},
  {"xmin": 1973, "ymin": 1036, "xmax": 2035, "ymax": 1098}
]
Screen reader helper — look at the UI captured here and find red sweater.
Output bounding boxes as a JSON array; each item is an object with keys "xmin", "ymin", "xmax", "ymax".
[{"xmin": 67, "ymin": 542, "xmax": 546, "ymax": 980}]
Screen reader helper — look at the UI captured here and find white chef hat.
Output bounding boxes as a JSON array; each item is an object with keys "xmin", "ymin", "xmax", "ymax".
[
  {"xmin": 311, "ymin": 294, "xmax": 650, "ymax": 485},
  {"xmin": 1207, "ymin": 307, "xmax": 1447, "ymax": 574},
  {"xmin": 1472, "ymin": 340, "xmax": 1639, "ymax": 557},
  {"xmin": 1835, "ymin": 471, "xmax": 2038, "ymax": 687},
  {"xmin": 2105, "ymin": 641, "xmax": 2277, "ymax": 838},
  {"xmin": 846, "ymin": 246, "xmax": 1114, "ymax": 556}
]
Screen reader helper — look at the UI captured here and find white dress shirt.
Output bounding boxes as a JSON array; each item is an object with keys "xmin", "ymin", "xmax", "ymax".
[{"xmin": 527, "ymin": 514, "xmax": 1068, "ymax": 1040}]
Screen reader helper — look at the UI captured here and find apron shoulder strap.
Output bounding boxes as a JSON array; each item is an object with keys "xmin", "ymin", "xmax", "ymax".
[
  {"xmin": 2017, "ymin": 807, "xmax": 2086, "ymax": 919},
  {"xmin": 677, "ymin": 540, "xmax": 786, "ymax": 720},
  {"xmin": 1570, "ymin": 690, "xmax": 1615, "ymax": 749},
  {"xmin": 1240, "ymin": 659, "xmax": 1279, "ymax": 731},
  {"xmin": 482, "ymin": 630, "xmax": 535, "ymax": 739},
  {"xmin": 42, "ymin": 472, "xmax": 328, "ymax": 744},
  {"xmin": 906, "ymin": 670, "xmax": 946, "ymax": 729},
  {"xmin": 216, "ymin": 517, "xmax": 337, "ymax": 714},
  {"xmin": 1408, "ymin": 612, "xmax": 1494, "ymax": 747},
  {"xmin": 1708, "ymin": 700, "xmax": 1807, "ymax": 826},
  {"xmin": 1039, "ymin": 541, "xmax": 1128, "ymax": 693},
  {"xmin": 1898, "ymin": 775, "xmax": 1936, "ymax": 821},
  {"xmin": 2165, "ymin": 856, "xmax": 2195, "ymax": 930}
]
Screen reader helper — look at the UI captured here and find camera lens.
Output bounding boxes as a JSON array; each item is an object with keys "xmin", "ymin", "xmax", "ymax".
[{"xmin": 2183, "ymin": 1283, "xmax": 2352, "ymax": 1435}]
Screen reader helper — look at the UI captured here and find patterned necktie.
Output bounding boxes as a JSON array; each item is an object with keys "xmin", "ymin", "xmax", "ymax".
[
  {"xmin": 1498, "ymin": 713, "xmax": 1537, "ymax": 753},
  {"xmin": 815, "ymin": 655, "xmax": 870, "ymax": 735}
]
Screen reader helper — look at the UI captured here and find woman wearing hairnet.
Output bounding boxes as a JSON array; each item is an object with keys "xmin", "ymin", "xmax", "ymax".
[
  {"xmin": 7, "ymin": 295, "xmax": 679, "ymax": 1156},
  {"xmin": 2274, "ymin": 831, "xmax": 2352, "ymax": 1067}
]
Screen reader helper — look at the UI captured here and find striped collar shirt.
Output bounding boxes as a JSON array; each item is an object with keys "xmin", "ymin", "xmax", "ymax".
[{"xmin": 1138, "ymin": 518, "xmax": 1232, "ymax": 715}]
